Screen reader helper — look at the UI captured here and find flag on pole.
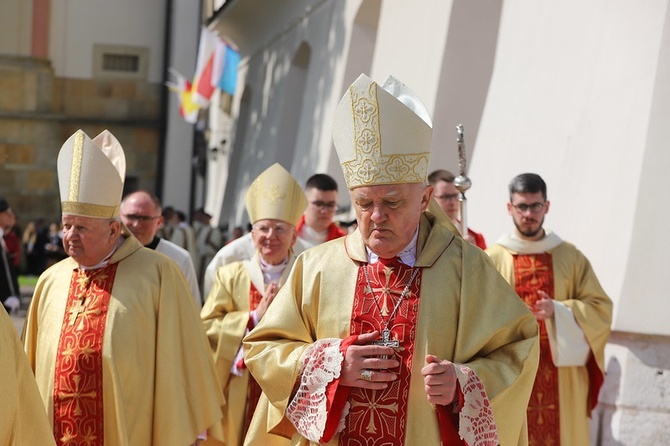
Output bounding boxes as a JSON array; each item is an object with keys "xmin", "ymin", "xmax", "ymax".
[
  {"xmin": 191, "ymin": 27, "xmax": 219, "ymax": 107},
  {"xmin": 217, "ymin": 43, "xmax": 240, "ymax": 95},
  {"xmin": 167, "ymin": 68, "xmax": 199, "ymax": 124}
]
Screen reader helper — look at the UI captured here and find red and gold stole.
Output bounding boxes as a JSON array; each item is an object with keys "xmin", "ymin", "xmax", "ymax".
[
  {"xmin": 53, "ymin": 264, "xmax": 118, "ymax": 446},
  {"xmin": 341, "ymin": 259, "xmax": 422, "ymax": 446},
  {"xmin": 512, "ymin": 253, "xmax": 560, "ymax": 446},
  {"xmin": 244, "ymin": 284, "xmax": 264, "ymax": 434}
]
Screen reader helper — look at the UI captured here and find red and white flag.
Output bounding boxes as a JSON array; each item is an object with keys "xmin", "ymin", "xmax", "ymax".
[{"xmin": 191, "ymin": 27, "xmax": 220, "ymax": 107}]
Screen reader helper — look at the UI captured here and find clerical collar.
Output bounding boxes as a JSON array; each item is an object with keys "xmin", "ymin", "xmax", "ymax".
[
  {"xmin": 80, "ymin": 237, "xmax": 124, "ymax": 271},
  {"xmin": 366, "ymin": 228, "xmax": 419, "ymax": 267},
  {"xmin": 495, "ymin": 229, "xmax": 563, "ymax": 254},
  {"xmin": 298, "ymin": 224, "xmax": 327, "ymax": 247},
  {"xmin": 145, "ymin": 236, "xmax": 161, "ymax": 250},
  {"xmin": 259, "ymin": 256, "xmax": 289, "ymax": 284}
]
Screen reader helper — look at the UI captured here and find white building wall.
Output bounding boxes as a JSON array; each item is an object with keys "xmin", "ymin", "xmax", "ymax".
[
  {"xmin": 469, "ymin": 0, "xmax": 668, "ymax": 335},
  {"xmin": 208, "ymin": 1, "xmax": 670, "ymax": 440}
]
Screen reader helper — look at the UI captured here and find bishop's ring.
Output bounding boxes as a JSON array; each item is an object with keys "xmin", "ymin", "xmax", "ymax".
[{"xmin": 361, "ymin": 370, "xmax": 373, "ymax": 381}]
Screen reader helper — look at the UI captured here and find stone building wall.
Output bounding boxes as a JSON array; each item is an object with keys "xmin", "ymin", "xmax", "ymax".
[{"xmin": 0, "ymin": 54, "xmax": 162, "ymax": 253}]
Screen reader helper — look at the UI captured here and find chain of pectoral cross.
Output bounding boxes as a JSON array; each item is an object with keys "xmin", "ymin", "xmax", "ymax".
[{"xmin": 363, "ymin": 263, "xmax": 419, "ymax": 349}]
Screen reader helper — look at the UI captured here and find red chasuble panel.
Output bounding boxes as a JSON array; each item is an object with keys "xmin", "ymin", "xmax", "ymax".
[
  {"xmin": 245, "ymin": 284, "xmax": 263, "ymax": 434},
  {"xmin": 342, "ymin": 259, "xmax": 422, "ymax": 446},
  {"xmin": 512, "ymin": 253, "xmax": 560, "ymax": 446},
  {"xmin": 53, "ymin": 264, "xmax": 118, "ymax": 446}
]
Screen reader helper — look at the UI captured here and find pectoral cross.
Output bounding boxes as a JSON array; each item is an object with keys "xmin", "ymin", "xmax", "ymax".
[
  {"xmin": 67, "ymin": 297, "xmax": 87, "ymax": 326},
  {"xmin": 372, "ymin": 328, "xmax": 400, "ymax": 348}
]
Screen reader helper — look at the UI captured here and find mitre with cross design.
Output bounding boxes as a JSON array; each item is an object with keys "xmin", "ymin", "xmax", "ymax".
[
  {"xmin": 332, "ymin": 74, "xmax": 433, "ymax": 189},
  {"xmin": 57, "ymin": 129, "xmax": 126, "ymax": 219},
  {"xmin": 244, "ymin": 163, "xmax": 307, "ymax": 227}
]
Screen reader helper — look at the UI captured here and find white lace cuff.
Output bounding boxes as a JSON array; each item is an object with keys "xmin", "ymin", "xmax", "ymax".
[
  {"xmin": 455, "ymin": 364, "xmax": 499, "ymax": 446},
  {"xmin": 286, "ymin": 338, "xmax": 344, "ymax": 443}
]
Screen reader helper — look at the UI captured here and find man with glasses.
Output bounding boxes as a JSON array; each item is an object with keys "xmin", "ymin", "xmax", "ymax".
[
  {"xmin": 203, "ymin": 174, "xmax": 345, "ymax": 296},
  {"xmin": 427, "ymin": 169, "xmax": 486, "ymax": 249},
  {"xmin": 487, "ymin": 172, "xmax": 612, "ymax": 446},
  {"xmin": 120, "ymin": 190, "xmax": 201, "ymax": 307},
  {"xmin": 201, "ymin": 163, "xmax": 306, "ymax": 446},
  {"xmin": 296, "ymin": 173, "xmax": 346, "ymax": 248}
]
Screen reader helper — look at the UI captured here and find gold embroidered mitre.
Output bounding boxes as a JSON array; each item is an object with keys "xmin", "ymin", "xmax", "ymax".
[
  {"xmin": 332, "ymin": 74, "xmax": 433, "ymax": 189},
  {"xmin": 245, "ymin": 163, "xmax": 307, "ymax": 226},
  {"xmin": 57, "ymin": 129, "xmax": 126, "ymax": 218}
]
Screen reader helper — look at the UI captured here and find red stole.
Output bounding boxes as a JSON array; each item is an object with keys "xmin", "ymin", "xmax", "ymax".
[
  {"xmin": 341, "ymin": 259, "xmax": 422, "ymax": 446},
  {"xmin": 244, "ymin": 284, "xmax": 264, "ymax": 435},
  {"xmin": 53, "ymin": 264, "xmax": 118, "ymax": 446},
  {"xmin": 512, "ymin": 253, "xmax": 560, "ymax": 446}
]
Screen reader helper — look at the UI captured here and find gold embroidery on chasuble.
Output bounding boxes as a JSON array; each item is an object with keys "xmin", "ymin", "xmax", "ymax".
[
  {"xmin": 513, "ymin": 253, "xmax": 560, "ymax": 446},
  {"xmin": 53, "ymin": 264, "xmax": 118, "ymax": 446},
  {"xmin": 342, "ymin": 260, "xmax": 422, "ymax": 445}
]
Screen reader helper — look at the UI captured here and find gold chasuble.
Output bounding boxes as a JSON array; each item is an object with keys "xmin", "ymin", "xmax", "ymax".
[
  {"xmin": 54, "ymin": 265, "xmax": 117, "ymax": 445},
  {"xmin": 244, "ymin": 212, "xmax": 539, "ymax": 446},
  {"xmin": 487, "ymin": 232, "xmax": 612, "ymax": 446},
  {"xmin": 24, "ymin": 234, "xmax": 225, "ymax": 446}
]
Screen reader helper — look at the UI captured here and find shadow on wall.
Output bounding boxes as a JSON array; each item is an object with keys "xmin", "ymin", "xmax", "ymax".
[{"xmin": 592, "ymin": 357, "xmax": 624, "ymax": 446}]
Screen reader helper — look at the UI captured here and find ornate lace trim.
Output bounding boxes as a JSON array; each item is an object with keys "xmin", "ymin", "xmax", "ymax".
[
  {"xmin": 456, "ymin": 364, "xmax": 499, "ymax": 446},
  {"xmin": 286, "ymin": 338, "xmax": 343, "ymax": 442}
]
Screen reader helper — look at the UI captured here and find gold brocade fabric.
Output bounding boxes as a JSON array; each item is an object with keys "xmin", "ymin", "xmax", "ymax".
[
  {"xmin": 0, "ymin": 307, "xmax": 55, "ymax": 445},
  {"xmin": 244, "ymin": 211, "xmax": 539, "ymax": 446},
  {"xmin": 487, "ymin": 241, "xmax": 613, "ymax": 446},
  {"xmin": 23, "ymin": 235, "xmax": 225, "ymax": 446}
]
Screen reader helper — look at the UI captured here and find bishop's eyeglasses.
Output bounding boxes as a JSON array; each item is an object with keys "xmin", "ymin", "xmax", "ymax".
[{"xmin": 122, "ymin": 214, "xmax": 161, "ymax": 222}]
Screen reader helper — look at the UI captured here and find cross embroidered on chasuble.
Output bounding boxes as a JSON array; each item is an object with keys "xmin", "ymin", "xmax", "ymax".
[
  {"xmin": 53, "ymin": 264, "xmax": 117, "ymax": 446},
  {"xmin": 512, "ymin": 253, "xmax": 560, "ymax": 446}
]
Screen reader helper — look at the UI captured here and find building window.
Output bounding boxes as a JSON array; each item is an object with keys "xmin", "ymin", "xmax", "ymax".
[
  {"xmin": 102, "ymin": 54, "xmax": 140, "ymax": 73},
  {"xmin": 93, "ymin": 44, "xmax": 148, "ymax": 80}
]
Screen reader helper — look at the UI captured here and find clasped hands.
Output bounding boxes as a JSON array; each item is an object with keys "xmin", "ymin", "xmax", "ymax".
[{"xmin": 340, "ymin": 331, "xmax": 457, "ymax": 405}]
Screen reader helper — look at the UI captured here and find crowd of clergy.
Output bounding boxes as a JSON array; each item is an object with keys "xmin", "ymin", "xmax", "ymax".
[{"xmin": 0, "ymin": 73, "xmax": 611, "ymax": 446}]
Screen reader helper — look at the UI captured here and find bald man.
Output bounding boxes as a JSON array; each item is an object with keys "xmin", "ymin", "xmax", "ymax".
[{"xmin": 121, "ymin": 190, "xmax": 202, "ymax": 307}]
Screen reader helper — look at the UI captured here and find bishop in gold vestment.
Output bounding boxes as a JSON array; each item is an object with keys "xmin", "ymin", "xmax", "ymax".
[
  {"xmin": 23, "ymin": 129, "xmax": 224, "ymax": 446},
  {"xmin": 244, "ymin": 73, "xmax": 539, "ymax": 446},
  {"xmin": 201, "ymin": 163, "xmax": 306, "ymax": 446},
  {"xmin": 24, "ymin": 233, "xmax": 225, "ymax": 445},
  {"xmin": 245, "ymin": 205, "xmax": 540, "ymax": 445}
]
